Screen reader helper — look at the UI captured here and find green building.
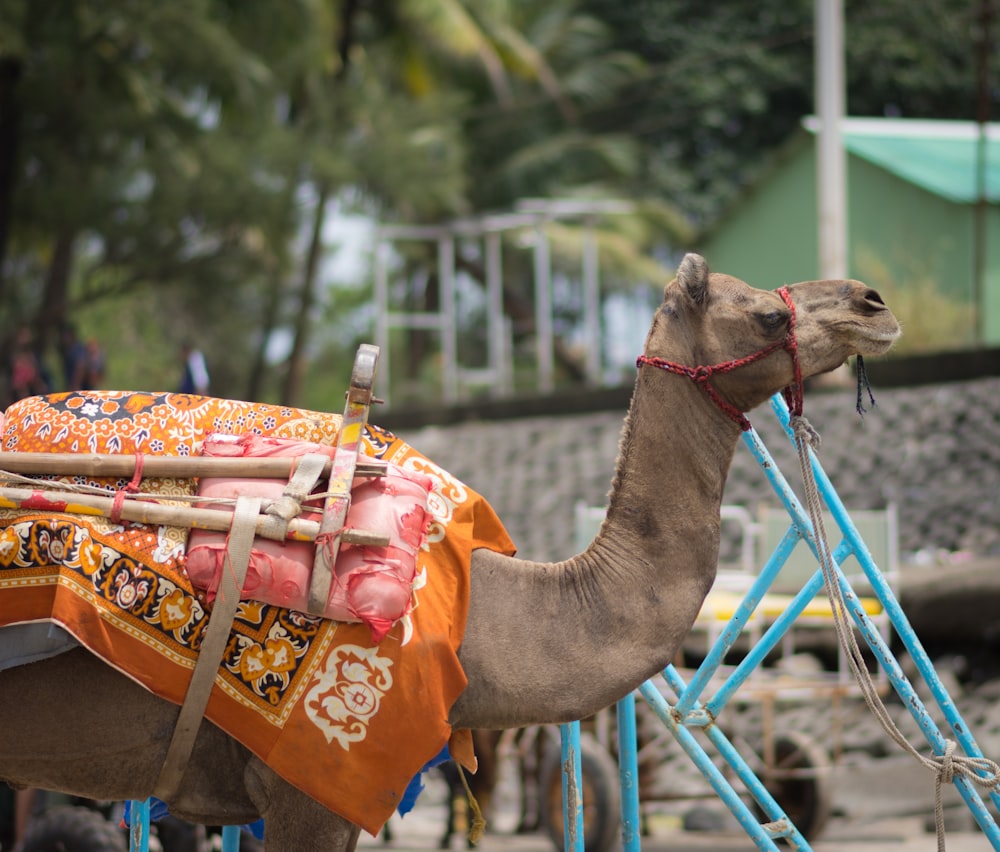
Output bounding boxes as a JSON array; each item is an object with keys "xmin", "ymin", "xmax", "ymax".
[{"xmin": 696, "ymin": 118, "xmax": 1000, "ymax": 348}]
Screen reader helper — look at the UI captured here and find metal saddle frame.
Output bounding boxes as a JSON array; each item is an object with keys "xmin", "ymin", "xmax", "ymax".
[{"xmin": 558, "ymin": 393, "xmax": 1000, "ymax": 852}]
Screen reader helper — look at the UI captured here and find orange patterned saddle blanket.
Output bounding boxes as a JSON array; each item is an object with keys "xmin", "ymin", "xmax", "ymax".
[{"xmin": 0, "ymin": 391, "xmax": 516, "ymax": 833}]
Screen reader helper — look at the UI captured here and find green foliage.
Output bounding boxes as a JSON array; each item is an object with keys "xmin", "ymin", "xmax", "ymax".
[
  {"xmin": 0, "ymin": 0, "xmax": 310, "ymax": 399},
  {"xmin": 462, "ymin": 0, "xmax": 651, "ymax": 209},
  {"xmin": 340, "ymin": 72, "xmax": 470, "ymax": 220},
  {"xmin": 78, "ymin": 288, "xmax": 180, "ymax": 393},
  {"xmin": 579, "ymin": 0, "xmax": 996, "ymax": 224},
  {"xmin": 1, "ymin": 0, "xmax": 991, "ymax": 408}
]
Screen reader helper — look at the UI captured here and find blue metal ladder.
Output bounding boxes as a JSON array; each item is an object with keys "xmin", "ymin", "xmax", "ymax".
[{"xmin": 559, "ymin": 392, "xmax": 1000, "ymax": 852}]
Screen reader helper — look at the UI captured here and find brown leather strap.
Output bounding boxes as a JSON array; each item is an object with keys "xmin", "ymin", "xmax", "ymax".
[
  {"xmin": 154, "ymin": 495, "xmax": 262, "ymax": 800},
  {"xmin": 264, "ymin": 451, "xmax": 329, "ymax": 526}
]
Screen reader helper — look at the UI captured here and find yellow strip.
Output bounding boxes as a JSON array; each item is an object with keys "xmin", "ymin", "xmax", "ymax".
[
  {"xmin": 696, "ymin": 590, "xmax": 883, "ymax": 624},
  {"xmin": 61, "ymin": 502, "xmax": 105, "ymax": 517},
  {"xmin": 339, "ymin": 420, "xmax": 362, "ymax": 445}
]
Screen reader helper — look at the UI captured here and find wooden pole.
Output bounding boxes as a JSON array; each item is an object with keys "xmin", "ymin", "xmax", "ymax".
[
  {"xmin": 0, "ymin": 452, "xmax": 386, "ymax": 480},
  {"xmin": 0, "ymin": 484, "xmax": 320, "ymax": 541}
]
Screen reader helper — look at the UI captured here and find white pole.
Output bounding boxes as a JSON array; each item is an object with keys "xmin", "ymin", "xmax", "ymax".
[
  {"xmin": 438, "ymin": 235, "xmax": 458, "ymax": 402},
  {"xmin": 582, "ymin": 218, "xmax": 601, "ymax": 385},
  {"xmin": 373, "ymin": 238, "xmax": 391, "ymax": 407},
  {"xmin": 815, "ymin": 0, "xmax": 848, "ymax": 280},
  {"xmin": 533, "ymin": 225, "xmax": 554, "ymax": 393},
  {"xmin": 485, "ymin": 231, "xmax": 507, "ymax": 395}
]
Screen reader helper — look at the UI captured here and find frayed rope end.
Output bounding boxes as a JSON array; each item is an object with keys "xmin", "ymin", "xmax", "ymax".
[{"xmin": 457, "ymin": 764, "xmax": 487, "ymax": 845}]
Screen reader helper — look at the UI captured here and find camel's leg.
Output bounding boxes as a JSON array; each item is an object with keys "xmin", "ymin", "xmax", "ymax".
[
  {"xmin": 244, "ymin": 756, "xmax": 361, "ymax": 852},
  {"xmin": 14, "ymin": 789, "xmax": 36, "ymax": 845}
]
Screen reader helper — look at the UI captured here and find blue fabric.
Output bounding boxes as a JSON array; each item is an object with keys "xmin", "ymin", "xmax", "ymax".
[
  {"xmin": 122, "ymin": 800, "xmax": 265, "ymax": 841},
  {"xmin": 121, "ymin": 748, "xmax": 449, "ymax": 837},
  {"xmin": 398, "ymin": 745, "xmax": 451, "ymax": 817}
]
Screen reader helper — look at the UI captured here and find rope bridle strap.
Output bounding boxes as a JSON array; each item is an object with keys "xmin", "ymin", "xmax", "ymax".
[{"xmin": 636, "ymin": 286, "xmax": 802, "ymax": 432}]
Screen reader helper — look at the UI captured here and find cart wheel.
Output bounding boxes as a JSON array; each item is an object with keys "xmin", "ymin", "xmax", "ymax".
[
  {"xmin": 539, "ymin": 732, "xmax": 621, "ymax": 852},
  {"xmin": 18, "ymin": 805, "xmax": 127, "ymax": 852},
  {"xmin": 753, "ymin": 731, "xmax": 833, "ymax": 842}
]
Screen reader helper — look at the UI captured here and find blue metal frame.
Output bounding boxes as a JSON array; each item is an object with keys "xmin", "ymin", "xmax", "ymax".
[
  {"xmin": 616, "ymin": 693, "xmax": 641, "ymax": 852},
  {"xmin": 559, "ymin": 721, "xmax": 586, "ymax": 852},
  {"xmin": 129, "ymin": 801, "xmax": 242, "ymax": 850},
  {"xmin": 561, "ymin": 392, "xmax": 1000, "ymax": 851},
  {"xmin": 128, "ymin": 799, "xmax": 150, "ymax": 852}
]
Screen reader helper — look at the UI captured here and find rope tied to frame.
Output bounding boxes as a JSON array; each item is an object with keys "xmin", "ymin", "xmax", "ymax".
[
  {"xmin": 789, "ymin": 416, "xmax": 1000, "ymax": 852},
  {"xmin": 788, "ymin": 415, "xmax": 821, "ymax": 450},
  {"xmin": 110, "ymin": 453, "xmax": 145, "ymax": 524}
]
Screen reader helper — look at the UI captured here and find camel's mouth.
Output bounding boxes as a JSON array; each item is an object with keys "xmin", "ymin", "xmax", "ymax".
[{"xmin": 855, "ymin": 329, "xmax": 901, "ymax": 356}]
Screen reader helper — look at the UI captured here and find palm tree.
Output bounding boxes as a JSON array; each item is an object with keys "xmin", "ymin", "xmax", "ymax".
[{"xmin": 276, "ymin": 0, "xmax": 520, "ymax": 405}]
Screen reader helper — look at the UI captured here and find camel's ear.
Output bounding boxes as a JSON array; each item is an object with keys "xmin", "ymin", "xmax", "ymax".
[{"xmin": 675, "ymin": 253, "xmax": 709, "ymax": 305}]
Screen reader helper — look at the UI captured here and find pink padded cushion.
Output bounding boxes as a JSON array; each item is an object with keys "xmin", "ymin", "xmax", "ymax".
[{"xmin": 185, "ymin": 434, "xmax": 432, "ymax": 642}]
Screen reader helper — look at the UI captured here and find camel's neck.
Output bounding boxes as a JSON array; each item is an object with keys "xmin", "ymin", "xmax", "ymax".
[
  {"xmin": 603, "ymin": 366, "xmax": 740, "ymax": 559},
  {"xmin": 451, "ymin": 369, "xmax": 744, "ymax": 730}
]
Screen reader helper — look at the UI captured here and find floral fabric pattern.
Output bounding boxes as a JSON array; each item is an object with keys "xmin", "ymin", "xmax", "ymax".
[{"xmin": 0, "ymin": 391, "xmax": 516, "ymax": 833}]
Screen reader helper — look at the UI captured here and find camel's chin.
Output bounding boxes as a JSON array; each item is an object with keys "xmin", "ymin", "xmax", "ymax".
[
  {"xmin": 850, "ymin": 317, "xmax": 902, "ymax": 356},
  {"xmin": 856, "ymin": 334, "xmax": 900, "ymax": 357}
]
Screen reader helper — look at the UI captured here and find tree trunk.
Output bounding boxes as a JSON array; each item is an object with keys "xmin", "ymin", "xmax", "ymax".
[
  {"xmin": 281, "ymin": 183, "xmax": 328, "ymax": 406},
  {"xmin": 36, "ymin": 229, "xmax": 77, "ymax": 352},
  {"xmin": 275, "ymin": 0, "xmax": 362, "ymax": 406},
  {"xmin": 0, "ymin": 57, "xmax": 23, "ymax": 309},
  {"xmin": 245, "ymin": 274, "xmax": 285, "ymax": 402}
]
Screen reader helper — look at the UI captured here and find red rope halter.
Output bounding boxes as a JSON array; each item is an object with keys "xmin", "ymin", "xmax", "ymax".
[{"xmin": 636, "ymin": 286, "xmax": 803, "ymax": 431}]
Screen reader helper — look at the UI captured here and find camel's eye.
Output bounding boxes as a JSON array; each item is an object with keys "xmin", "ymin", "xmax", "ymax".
[{"xmin": 757, "ymin": 310, "xmax": 789, "ymax": 333}]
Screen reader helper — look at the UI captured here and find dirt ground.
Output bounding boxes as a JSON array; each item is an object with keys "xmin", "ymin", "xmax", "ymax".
[
  {"xmin": 360, "ymin": 767, "xmax": 999, "ymax": 851},
  {"xmin": 361, "ymin": 680, "xmax": 1000, "ymax": 852}
]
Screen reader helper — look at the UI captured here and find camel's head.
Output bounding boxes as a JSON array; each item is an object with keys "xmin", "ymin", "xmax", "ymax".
[{"xmin": 642, "ymin": 253, "xmax": 901, "ymax": 424}]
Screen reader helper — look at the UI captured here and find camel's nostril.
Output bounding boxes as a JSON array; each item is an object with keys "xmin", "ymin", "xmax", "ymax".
[{"xmin": 863, "ymin": 288, "xmax": 886, "ymax": 306}]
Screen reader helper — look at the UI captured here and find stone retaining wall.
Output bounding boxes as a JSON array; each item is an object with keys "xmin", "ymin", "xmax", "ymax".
[{"xmin": 398, "ymin": 376, "xmax": 1000, "ymax": 564}]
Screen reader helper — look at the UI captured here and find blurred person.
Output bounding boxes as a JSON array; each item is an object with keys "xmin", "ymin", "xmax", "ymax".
[
  {"xmin": 59, "ymin": 325, "xmax": 105, "ymax": 391},
  {"xmin": 178, "ymin": 344, "xmax": 210, "ymax": 395},
  {"xmin": 8, "ymin": 327, "xmax": 49, "ymax": 402},
  {"xmin": 59, "ymin": 324, "xmax": 100, "ymax": 390},
  {"xmin": 82, "ymin": 338, "xmax": 105, "ymax": 389},
  {"xmin": 59, "ymin": 324, "xmax": 86, "ymax": 389}
]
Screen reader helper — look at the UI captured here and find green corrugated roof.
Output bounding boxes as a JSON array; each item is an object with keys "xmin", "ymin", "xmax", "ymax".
[{"xmin": 804, "ymin": 118, "xmax": 1000, "ymax": 204}]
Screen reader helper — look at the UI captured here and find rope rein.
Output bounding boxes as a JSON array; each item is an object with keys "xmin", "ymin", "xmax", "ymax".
[
  {"xmin": 790, "ymin": 416, "xmax": 1000, "ymax": 852},
  {"xmin": 637, "ymin": 287, "xmax": 802, "ymax": 432},
  {"xmin": 855, "ymin": 354, "xmax": 877, "ymax": 417}
]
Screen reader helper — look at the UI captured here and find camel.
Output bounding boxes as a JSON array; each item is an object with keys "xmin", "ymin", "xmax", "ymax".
[{"xmin": 0, "ymin": 254, "xmax": 900, "ymax": 850}]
